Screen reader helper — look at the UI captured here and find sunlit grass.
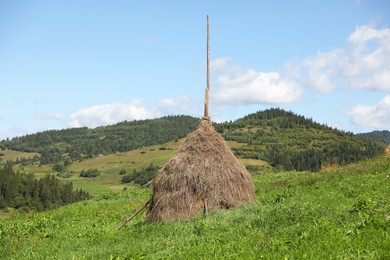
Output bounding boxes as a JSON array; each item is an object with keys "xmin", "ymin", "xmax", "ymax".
[
  {"xmin": 0, "ymin": 150, "xmax": 38, "ymax": 162},
  {"xmin": 1, "ymin": 156, "xmax": 388, "ymax": 259}
]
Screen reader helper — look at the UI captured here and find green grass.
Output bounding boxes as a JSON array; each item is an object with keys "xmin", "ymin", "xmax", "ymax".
[
  {"xmin": 9, "ymin": 138, "xmax": 270, "ymax": 196},
  {"xmin": 1, "ymin": 156, "xmax": 389, "ymax": 259},
  {"xmin": 0, "ymin": 150, "xmax": 38, "ymax": 162}
]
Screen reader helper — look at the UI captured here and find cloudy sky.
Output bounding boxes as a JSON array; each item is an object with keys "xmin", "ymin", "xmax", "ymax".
[{"xmin": 1, "ymin": 0, "xmax": 390, "ymax": 140}]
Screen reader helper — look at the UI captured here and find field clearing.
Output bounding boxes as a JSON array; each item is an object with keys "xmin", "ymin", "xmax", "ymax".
[
  {"xmin": 4, "ymin": 137, "xmax": 271, "ymax": 196},
  {"xmin": 1, "ymin": 156, "xmax": 388, "ymax": 259},
  {"xmin": 240, "ymin": 158, "xmax": 270, "ymax": 167},
  {"xmin": 0, "ymin": 150, "xmax": 38, "ymax": 162}
]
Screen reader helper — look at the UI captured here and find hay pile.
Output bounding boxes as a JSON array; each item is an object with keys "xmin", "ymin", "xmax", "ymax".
[
  {"xmin": 146, "ymin": 117, "xmax": 257, "ymax": 222},
  {"xmin": 385, "ymin": 144, "xmax": 390, "ymax": 157}
]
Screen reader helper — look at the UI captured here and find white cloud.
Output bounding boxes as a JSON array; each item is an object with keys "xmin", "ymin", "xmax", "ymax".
[
  {"xmin": 304, "ymin": 24, "xmax": 390, "ymax": 92},
  {"xmin": 348, "ymin": 95, "xmax": 390, "ymax": 129},
  {"xmin": 66, "ymin": 97, "xmax": 200, "ymax": 128},
  {"xmin": 212, "ymin": 59, "xmax": 302, "ymax": 105},
  {"xmin": 303, "ymin": 49, "xmax": 347, "ymax": 92},
  {"xmin": 210, "ymin": 57, "xmax": 231, "ymax": 73},
  {"xmin": 68, "ymin": 99, "xmax": 153, "ymax": 128},
  {"xmin": 158, "ymin": 96, "xmax": 201, "ymax": 116}
]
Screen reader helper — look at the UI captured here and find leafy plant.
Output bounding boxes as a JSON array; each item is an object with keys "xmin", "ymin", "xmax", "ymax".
[
  {"xmin": 121, "ymin": 163, "xmax": 159, "ymax": 185},
  {"xmin": 52, "ymin": 163, "xmax": 65, "ymax": 172},
  {"xmin": 79, "ymin": 169, "xmax": 100, "ymax": 178}
]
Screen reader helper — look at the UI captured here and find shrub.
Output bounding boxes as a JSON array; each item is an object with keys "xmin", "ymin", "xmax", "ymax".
[
  {"xmin": 79, "ymin": 168, "xmax": 100, "ymax": 178},
  {"xmin": 52, "ymin": 163, "xmax": 65, "ymax": 172},
  {"xmin": 121, "ymin": 163, "xmax": 159, "ymax": 186},
  {"xmin": 57, "ymin": 172, "xmax": 73, "ymax": 178}
]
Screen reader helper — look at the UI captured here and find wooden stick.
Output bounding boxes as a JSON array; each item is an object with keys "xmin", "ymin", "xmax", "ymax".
[
  {"xmin": 204, "ymin": 15, "xmax": 210, "ymax": 118},
  {"xmin": 204, "ymin": 87, "xmax": 209, "ymax": 119},
  {"xmin": 116, "ymin": 200, "xmax": 150, "ymax": 231}
]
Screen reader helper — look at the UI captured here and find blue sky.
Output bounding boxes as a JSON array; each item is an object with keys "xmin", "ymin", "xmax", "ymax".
[{"xmin": 1, "ymin": 0, "xmax": 390, "ymax": 140}]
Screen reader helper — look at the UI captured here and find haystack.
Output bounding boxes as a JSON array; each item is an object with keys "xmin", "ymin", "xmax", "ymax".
[
  {"xmin": 145, "ymin": 16, "xmax": 256, "ymax": 222},
  {"xmin": 146, "ymin": 117, "xmax": 257, "ymax": 222},
  {"xmin": 116, "ymin": 16, "xmax": 256, "ymax": 229}
]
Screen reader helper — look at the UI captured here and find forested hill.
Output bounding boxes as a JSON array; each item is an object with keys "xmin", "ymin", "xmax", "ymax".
[
  {"xmin": 0, "ymin": 109, "xmax": 386, "ymax": 172},
  {"xmin": 0, "ymin": 115, "xmax": 199, "ymax": 163},
  {"xmin": 214, "ymin": 108, "xmax": 386, "ymax": 171},
  {"xmin": 357, "ymin": 130, "xmax": 390, "ymax": 144}
]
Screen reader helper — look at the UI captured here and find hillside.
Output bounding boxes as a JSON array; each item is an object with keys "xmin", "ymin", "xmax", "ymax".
[
  {"xmin": 0, "ymin": 108, "xmax": 386, "ymax": 173},
  {"xmin": 1, "ymin": 156, "xmax": 388, "ymax": 259},
  {"xmin": 358, "ymin": 130, "xmax": 390, "ymax": 144},
  {"xmin": 215, "ymin": 108, "xmax": 385, "ymax": 171},
  {"xmin": 0, "ymin": 139, "xmax": 269, "ymax": 197},
  {"xmin": 0, "ymin": 115, "xmax": 199, "ymax": 163}
]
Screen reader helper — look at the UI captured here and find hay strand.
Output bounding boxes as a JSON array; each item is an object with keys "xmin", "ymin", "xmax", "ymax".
[{"xmin": 146, "ymin": 118, "xmax": 257, "ymax": 222}]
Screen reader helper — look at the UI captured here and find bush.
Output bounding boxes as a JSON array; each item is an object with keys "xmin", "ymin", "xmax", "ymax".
[
  {"xmin": 57, "ymin": 172, "xmax": 73, "ymax": 178},
  {"xmin": 121, "ymin": 163, "xmax": 159, "ymax": 186},
  {"xmin": 80, "ymin": 168, "xmax": 100, "ymax": 178},
  {"xmin": 119, "ymin": 169, "xmax": 127, "ymax": 175},
  {"xmin": 52, "ymin": 163, "xmax": 65, "ymax": 172}
]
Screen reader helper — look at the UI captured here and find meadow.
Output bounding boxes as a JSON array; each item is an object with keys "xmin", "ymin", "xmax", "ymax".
[
  {"xmin": 0, "ymin": 156, "xmax": 388, "ymax": 259},
  {"xmin": 2, "ymin": 139, "xmax": 268, "ymax": 196}
]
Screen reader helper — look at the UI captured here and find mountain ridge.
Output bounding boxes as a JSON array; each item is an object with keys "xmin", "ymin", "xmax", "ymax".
[{"xmin": 1, "ymin": 108, "xmax": 386, "ymax": 172}]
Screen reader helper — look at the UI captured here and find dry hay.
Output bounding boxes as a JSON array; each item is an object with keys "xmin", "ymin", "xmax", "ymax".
[
  {"xmin": 385, "ymin": 144, "xmax": 390, "ymax": 156},
  {"xmin": 146, "ymin": 117, "xmax": 257, "ymax": 222}
]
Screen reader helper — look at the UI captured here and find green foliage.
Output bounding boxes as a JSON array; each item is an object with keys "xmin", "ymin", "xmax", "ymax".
[
  {"xmin": 1, "ymin": 154, "xmax": 40, "ymax": 166},
  {"xmin": 121, "ymin": 163, "xmax": 159, "ymax": 185},
  {"xmin": 40, "ymin": 147, "xmax": 62, "ymax": 164},
  {"xmin": 0, "ymin": 157, "xmax": 388, "ymax": 259},
  {"xmin": 118, "ymin": 169, "xmax": 126, "ymax": 175},
  {"xmin": 358, "ymin": 130, "xmax": 390, "ymax": 144},
  {"xmin": 56, "ymin": 172, "xmax": 73, "ymax": 178},
  {"xmin": 52, "ymin": 163, "xmax": 65, "ymax": 172},
  {"xmin": 79, "ymin": 169, "xmax": 100, "ymax": 178},
  {"xmin": 0, "ymin": 109, "xmax": 386, "ymax": 172},
  {"xmin": 216, "ymin": 108, "xmax": 386, "ymax": 171},
  {"xmin": 0, "ymin": 165, "xmax": 90, "ymax": 212},
  {"xmin": 0, "ymin": 116, "xmax": 199, "ymax": 163},
  {"xmin": 159, "ymin": 147, "xmax": 171, "ymax": 150}
]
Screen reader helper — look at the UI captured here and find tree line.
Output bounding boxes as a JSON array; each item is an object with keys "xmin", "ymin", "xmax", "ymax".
[
  {"xmin": 0, "ymin": 115, "xmax": 198, "ymax": 164},
  {"xmin": 357, "ymin": 130, "xmax": 390, "ymax": 144},
  {"xmin": 0, "ymin": 165, "xmax": 90, "ymax": 212},
  {"xmin": 215, "ymin": 108, "xmax": 386, "ymax": 172},
  {"xmin": 0, "ymin": 109, "xmax": 386, "ymax": 172}
]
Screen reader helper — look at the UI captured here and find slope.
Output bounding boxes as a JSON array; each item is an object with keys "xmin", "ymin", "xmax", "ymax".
[
  {"xmin": 358, "ymin": 130, "xmax": 390, "ymax": 144},
  {"xmin": 0, "ymin": 156, "xmax": 388, "ymax": 259},
  {"xmin": 1, "ymin": 108, "xmax": 386, "ymax": 173},
  {"xmin": 215, "ymin": 108, "xmax": 386, "ymax": 171},
  {"xmin": 0, "ymin": 115, "xmax": 198, "ymax": 163}
]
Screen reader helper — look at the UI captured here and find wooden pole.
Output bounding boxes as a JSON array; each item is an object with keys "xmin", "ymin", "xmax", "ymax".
[
  {"xmin": 204, "ymin": 15, "xmax": 210, "ymax": 118},
  {"xmin": 116, "ymin": 200, "xmax": 150, "ymax": 231}
]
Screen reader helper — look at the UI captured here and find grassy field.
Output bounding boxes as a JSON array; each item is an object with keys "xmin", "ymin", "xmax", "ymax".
[
  {"xmin": 0, "ymin": 156, "xmax": 388, "ymax": 259},
  {"xmin": 6, "ymin": 139, "xmax": 269, "ymax": 196},
  {"xmin": 0, "ymin": 149, "xmax": 38, "ymax": 162}
]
